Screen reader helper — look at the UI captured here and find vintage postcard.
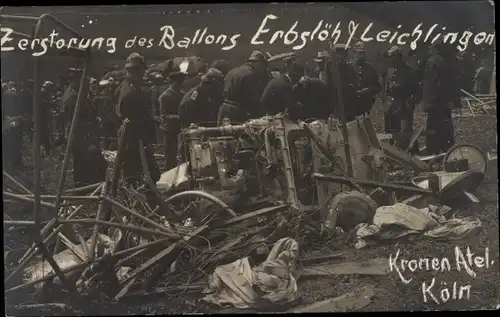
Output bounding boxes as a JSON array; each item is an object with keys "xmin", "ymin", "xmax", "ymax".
[{"xmin": 2, "ymin": 2, "xmax": 497, "ymax": 314}]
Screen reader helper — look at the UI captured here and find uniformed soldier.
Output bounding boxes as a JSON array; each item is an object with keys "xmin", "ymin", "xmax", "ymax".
[
  {"xmin": 64, "ymin": 76, "xmax": 107, "ymax": 186},
  {"xmin": 115, "ymin": 52, "xmax": 160, "ymax": 186},
  {"xmin": 179, "ymin": 68, "xmax": 224, "ymax": 128},
  {"xmin": 159, "ymin": 71, "xmax": 186, "ymax": 170},
  {"xmin": 260, "ymin": 62, "xmax": 305, "ymax": 120},
  {"xmin": 351, "ymin": 41, "xmax": 381, "ymax": 117},
  {"xmin": 313, "ymin": 51, "xmax": 330, "ymax": 82},
  {"xmin": 382, "ymin": 46, "xmax": 419, "ymax": 150},
  {"xmin": 326, "ymin": 43, "xmax": 358, "ymax": 121},
  {"xmin": 422, "ymin": 41, "xmax": 460, "ymax": 154},
  {"xmin": 218, "ymin": 50, "xmax": 270, "ymax": 125},
  {"xmin": 2, "ymin": 82, "xmax": 25, "ymax": 172},
  {"xmin": 61, "ymin": 68, "xmax": 83, "ymax": 137}
]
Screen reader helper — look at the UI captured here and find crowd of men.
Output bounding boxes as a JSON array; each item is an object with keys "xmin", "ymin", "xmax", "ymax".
[{"xmin": 2, "ymin": 39, "xmax": 493, "ymax": 190}]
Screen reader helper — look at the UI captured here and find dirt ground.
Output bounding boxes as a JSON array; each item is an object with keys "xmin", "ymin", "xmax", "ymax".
[{"xmin": 4, "ymin": 102, "xmax": 499, "ymax": 313}]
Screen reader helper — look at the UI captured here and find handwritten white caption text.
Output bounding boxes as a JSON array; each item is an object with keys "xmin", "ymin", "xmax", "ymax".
[
  {"xmin": 1, "ymin": 14, "xmax": 495, "ymax": 56},
  {"xmin": 389, "ymin": 246, "xmax": 495, "ymax": 305}
]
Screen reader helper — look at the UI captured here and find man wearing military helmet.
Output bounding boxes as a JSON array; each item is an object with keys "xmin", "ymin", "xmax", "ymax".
[
  {"xmin": 351, "ymin": 41, "xmax": 381, "ymax": 118},
  {"xmin": 115, "ymin": 52, "xmax": 160, "ymax": 187}
]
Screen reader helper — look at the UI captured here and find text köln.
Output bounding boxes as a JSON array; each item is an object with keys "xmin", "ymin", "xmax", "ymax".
[{"xmin": 388, "ymin": 246, "xmax": 494, "ymax": 305}]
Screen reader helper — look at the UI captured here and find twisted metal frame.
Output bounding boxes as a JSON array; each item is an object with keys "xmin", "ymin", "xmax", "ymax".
[{"xmin": 2, "ymin": 12, "xmax": 91, "ymax": 293}]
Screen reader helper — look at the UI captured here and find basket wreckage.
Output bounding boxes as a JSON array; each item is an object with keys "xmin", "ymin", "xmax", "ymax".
[{"xmin": 2, "ymin": 13, "xmax": 490, "ymax": 311}]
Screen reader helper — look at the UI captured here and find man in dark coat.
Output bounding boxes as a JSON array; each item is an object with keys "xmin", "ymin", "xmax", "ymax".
[
  {"xmin": 422, "ymin": 42, "xmax": 460, "ymax": 154},
  {"xmin": 218, "ymin": 50, "xmax": 270, "ymax": 125},
  {"xmin": 351, "ymin": 41, "xmax": 381, "ymax": 117},
  {"xmin": 179, "ymin": 68, "xmax": 224, "ymax": 128},
  {"xmin": 63, "ymin": 74, "xmax": 107, "ymax": 186},
  {"xmin": 115, "ymin": 53, "xmax": 160, "ymax": 185},
  {"xmin": 61, "ymin": 68, "xmax": 84, "ymax": 137},
  {"xmin": 313, "ymin": 51, "xmax": 330, "ymax": 82},
  {"xmin": 382, "ymin": 46, "xmax": 419, "ymax": 150},
  {"xmin": 260, "ymin": 62, "xmax": 305, "ymax": 120},
  {"xmin": 325, "ymin": 43, "xmax": 358, "ymax": 122},
  {"xmin": 159, "ymin": 71, "xmax": 186, "ymax": 170}
]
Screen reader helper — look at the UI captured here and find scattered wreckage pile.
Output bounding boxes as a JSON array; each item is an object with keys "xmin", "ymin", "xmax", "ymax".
[
  {"xmin": 4, "ymin": 114, "xmax": 490, "ymax": 313},
  {"xmin": 458, "ymin": 90, "xmax": 497, "ymax": 117}
]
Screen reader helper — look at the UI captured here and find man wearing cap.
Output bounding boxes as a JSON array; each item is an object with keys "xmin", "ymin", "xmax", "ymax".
[
  {"xmin": 260, "ymin": 62, "xmax": 305, "ymax": 120},
  {"xmin": 382, "ymin": 46, "xmax": 419, "ymax": 151},
  {"xmin": 159, "ymin": 70, "xmax": 186, "ymax": 170},
  {"xmin": 218, "ymin": 50, "xmax": 270, "ymax": 125},
  {"xmin": 422, "ymin": 41, "xmax": 460, "ymax": 154},
  {"xmin": 115, "ymin": 52, "xmax": 160, "ymax": 186},
  {"xmin": 179, "ymin": 68, "xmax": 224, "ymax": 128},
  {"xmin": 313, "ymin": 51, "xmax": 330, "ymax": 82},
  {"xmin": 351, "ymin": 41, "xmax": 381, "ymax": 117},
  {"xmin": 325, "ymin": 43, "xmax": 358, "ymax": 120}
]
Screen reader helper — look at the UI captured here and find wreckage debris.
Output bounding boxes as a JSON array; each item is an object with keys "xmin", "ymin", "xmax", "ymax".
[{"xmin": 3, "ymin": 111, "xmax": 489, "ymax": 313}]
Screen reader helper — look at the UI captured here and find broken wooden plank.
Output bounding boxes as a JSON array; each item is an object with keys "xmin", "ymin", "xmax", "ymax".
[
  {"xmin": 301, "ymin": 252, "xmax": 344, "ymax": 265},
  {"xmin": 299, "ymin": 257, "xmax": 389, "ymax": 277},
  {"xmin": 119, "ymin": 224, "xmax": 208, "ymax": 286},
  {"xmin": 290, "ymin": 285, "xmax": 375, "ymax": 313},
  {"xmin": 313, "ymin": 173, "xmax": 433, "ymax": 195},
  {"xmin": 380, "ymin": 142, "xmax": 430, "ymax": 172},
  {"xmin": 220, "ymin": 204, "xmax": 289, "ymax": 227},
  {"xmin": 119, "ymin": 284, "xmax": 207, "ymax": 301}
]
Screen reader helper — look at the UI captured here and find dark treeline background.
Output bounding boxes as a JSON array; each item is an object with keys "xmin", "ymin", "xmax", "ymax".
[{"xmin": 1, "ymin": 2, "xmax": 495, "ymax": 82}]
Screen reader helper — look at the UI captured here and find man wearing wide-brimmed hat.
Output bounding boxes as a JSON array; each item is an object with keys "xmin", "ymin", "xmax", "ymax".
[
  {"xmin": 217, "ymin": 50, "xmax": 270, "ymax": 125},
  {"xmin": 313, "ymin": 51, "xmax": 330, "ymax": 81},
  {"xmin": 158, "ymin": 69, "xmax": 186, "ymax": 170},
  {"xmin": 179, "ymin": 68, "xmax": 224, "ymax": 129},
  {"xmin": 351, "ymin": 41, "xmax": 381, "ymax": 117},
  {"xmin": 115, "ymin": 52, "xmax": 160, "ymax": 187},
  {"xmin": 260, "ymin": 61, "xmax": 305, "ymax": 119}
]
